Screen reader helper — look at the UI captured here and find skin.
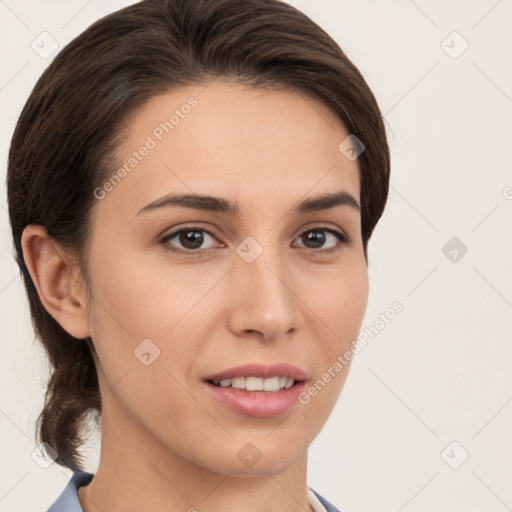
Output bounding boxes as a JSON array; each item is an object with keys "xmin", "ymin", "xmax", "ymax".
[{"xmin": 22, "ymin": 80, "xmax": 369, "ymax": 512}]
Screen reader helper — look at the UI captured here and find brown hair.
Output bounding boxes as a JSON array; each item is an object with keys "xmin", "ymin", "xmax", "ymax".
[{"xmin": 7, "ymin": 0, "xmax": 390, "ymax": 471}]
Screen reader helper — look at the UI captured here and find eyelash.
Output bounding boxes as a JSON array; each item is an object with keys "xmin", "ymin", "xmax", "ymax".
[{"xmin": 159, "ymin": 224, "xmax": 350, "ymax": 256}]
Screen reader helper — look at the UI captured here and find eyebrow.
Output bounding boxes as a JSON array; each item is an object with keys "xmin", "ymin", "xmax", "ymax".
[{"xmin": 136, "ymin": 190, "xmax": 361, "ymax": 216}]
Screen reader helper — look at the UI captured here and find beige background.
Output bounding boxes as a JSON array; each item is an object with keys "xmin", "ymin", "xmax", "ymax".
[{"xmin": 1, "ymin": 1, "xmax": 511, "ymax": 510}]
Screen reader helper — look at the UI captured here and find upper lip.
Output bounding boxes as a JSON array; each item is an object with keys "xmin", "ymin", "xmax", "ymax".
[{"xmin": 203, "ymin": 363, "xmax": 308, "ymax": 382}]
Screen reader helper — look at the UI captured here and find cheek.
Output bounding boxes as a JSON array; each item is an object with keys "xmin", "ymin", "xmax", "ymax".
[
  {"xmin": 300, "ymin": 263, "xmax": 368, "ymax": 421},
  {"xmin": 84, "ymin": 247, "xmax": 199, "ymax": 432},
  {"xmin": 84, "ymin": 241, "xmax": 220, "ymax": 400},
  {"xmin": 87, "ymin": 242, "xmax": 197, "ymax": 339},
  {"xmin": 335, "ymin": 266, "xmax": 368, "ymax": 340},
  {"xmin": 306, "ymin": 257, "xmax": 369, "ymax": 354}
]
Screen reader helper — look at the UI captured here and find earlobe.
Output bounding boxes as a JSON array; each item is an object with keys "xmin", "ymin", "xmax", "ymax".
[{"xmin": 20, "ymin": 225, "xmax": 91, "ymax": 339}]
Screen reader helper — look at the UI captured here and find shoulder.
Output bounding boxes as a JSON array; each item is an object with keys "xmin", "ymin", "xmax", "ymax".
[
  {"xmin": 46, "ymin": 470, "xmax": 94, "ymax": 512},
  {"xmin": 309, "ymin": 487, "xmax": 344, "ymax": 512}
]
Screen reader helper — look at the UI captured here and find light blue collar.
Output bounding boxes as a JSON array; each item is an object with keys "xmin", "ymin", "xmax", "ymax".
[{"xmin": 47, "ymin": 470, "xmax": 341, "ymax": 512}]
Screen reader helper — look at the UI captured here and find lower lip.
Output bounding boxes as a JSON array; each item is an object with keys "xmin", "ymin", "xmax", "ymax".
[{"xmin": 203, "ymin": 381, "xmax": 307, "ymax": 417}]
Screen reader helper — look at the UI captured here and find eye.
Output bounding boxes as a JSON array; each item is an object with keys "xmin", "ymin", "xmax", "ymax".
[
  {"xmin": 160, "ymin": 226, "xmax": 219, "ymax": 254},
  {"xmin": 160, "ymin": 224, "xmax": 349, "ymax": 255},
  {"xmin": 293, "ymin": 226, "xmax": 349, "ymax": 252}
]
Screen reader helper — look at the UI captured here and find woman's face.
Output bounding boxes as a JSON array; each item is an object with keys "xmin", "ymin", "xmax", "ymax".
[{"xmin": 81, "ymin": 80, "xmax": 368, "ymax": 476}]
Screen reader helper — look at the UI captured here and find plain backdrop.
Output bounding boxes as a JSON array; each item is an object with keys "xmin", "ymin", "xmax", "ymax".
[{"xmin": 1, "ymin": 1, "xmax": 511, "ymax": 511}]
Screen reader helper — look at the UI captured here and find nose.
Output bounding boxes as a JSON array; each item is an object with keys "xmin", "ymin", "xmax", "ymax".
[{"xmin": 226, "ymin": 245, "xmax": 305, "ymax": 342}]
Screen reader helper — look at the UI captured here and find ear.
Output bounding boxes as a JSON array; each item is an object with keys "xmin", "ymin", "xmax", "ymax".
[{"xmin": 21, "ymin": 225, "xmax": 91, "ymax": 339}]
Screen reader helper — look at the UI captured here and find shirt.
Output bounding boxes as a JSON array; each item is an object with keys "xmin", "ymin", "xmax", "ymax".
[{"xmin": 46, "ymin": 470, "xmax": 342, "ymax": 512}]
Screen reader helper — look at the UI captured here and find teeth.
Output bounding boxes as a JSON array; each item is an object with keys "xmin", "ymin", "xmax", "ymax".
[
  {"xmin": 231, "ymin": 377, "xmax": 246, "ymax": 389},
  {"xmin": 211, "ymin": 376, "xmax": 296, "ymax": 391},
  {"xmin": 263, "ymin": 376, "xmax": 280, "ymax": 391},
  {"xmin": 246, "ymin": 377, "xmax": 263, "ymax": 391}
]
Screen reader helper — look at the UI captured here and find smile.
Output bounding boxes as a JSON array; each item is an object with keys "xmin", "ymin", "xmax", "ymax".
[{"xmin": 202, "ymin": 363, "xmax": 308, "ymax": 417}]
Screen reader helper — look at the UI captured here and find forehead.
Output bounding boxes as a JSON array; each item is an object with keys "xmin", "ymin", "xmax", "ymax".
[{"xmin": 95, "ymin": 80, "xmax": 360, "ymax": 220}]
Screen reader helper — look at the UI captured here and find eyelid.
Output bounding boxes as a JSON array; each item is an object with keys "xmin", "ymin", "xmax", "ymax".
[{"xmin": 295, "ymin": 222, "xmax": 349, "ymax": 242}]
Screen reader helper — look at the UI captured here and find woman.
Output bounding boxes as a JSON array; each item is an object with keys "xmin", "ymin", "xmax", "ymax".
[{"xmin": 7, "ymin": 0, "xmax": 390, "ymax": 510}]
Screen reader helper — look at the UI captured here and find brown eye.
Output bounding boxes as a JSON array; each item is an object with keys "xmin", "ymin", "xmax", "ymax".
[
  {"xmin": 161, "ymin": 227, "xmax": 218, "ymax": 253},
  {"xmin": 294, "ymin": 227, "xmax": 349, "ymax": 251}
]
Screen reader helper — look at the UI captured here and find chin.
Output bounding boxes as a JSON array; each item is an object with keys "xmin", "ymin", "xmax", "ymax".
[{"xmin": 213, "ymin": 441, "xmax": 307, "ymax": 478}]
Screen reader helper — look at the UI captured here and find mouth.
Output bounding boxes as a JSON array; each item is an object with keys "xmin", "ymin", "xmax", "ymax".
[{"xmin": 202, "ymin": 363, "xmax": 308, "ymax": 417}]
